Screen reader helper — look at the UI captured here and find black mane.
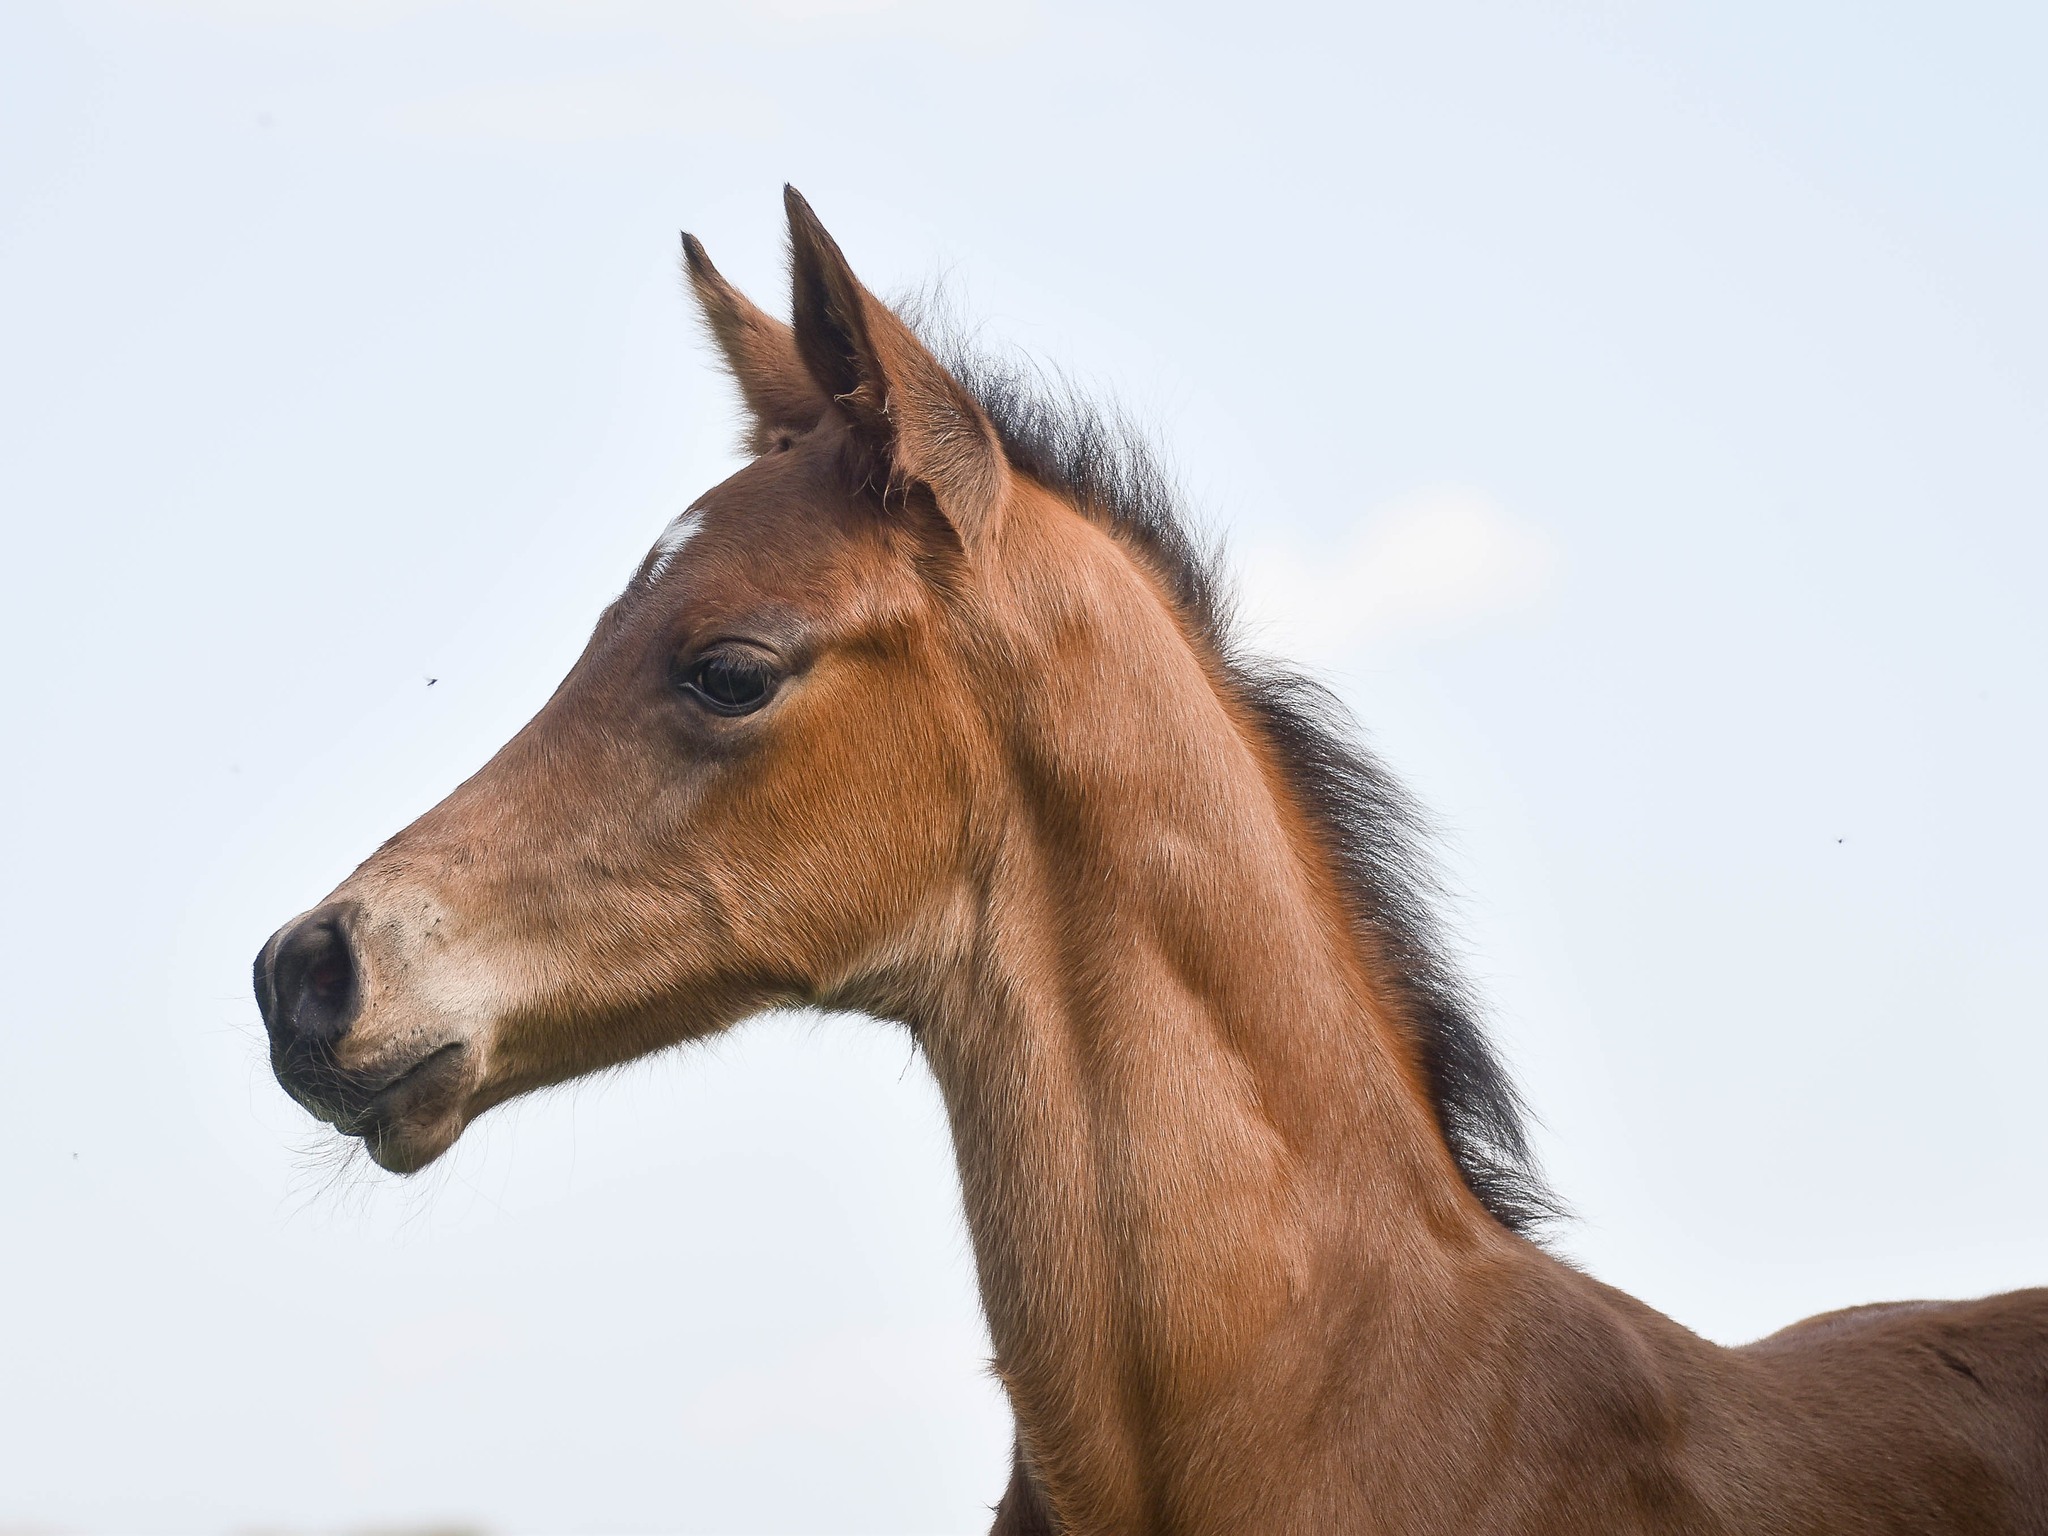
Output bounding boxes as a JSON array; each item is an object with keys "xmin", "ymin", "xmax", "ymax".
[{"xmin": 940, "ymin": 339, "xmax": 1561, "ymax": 1237}]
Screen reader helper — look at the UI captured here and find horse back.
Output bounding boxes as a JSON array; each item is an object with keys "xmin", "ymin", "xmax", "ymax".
[{"xmin": 1732, "ymin": 1286, "xmax": 2048, "ymax": 1534}]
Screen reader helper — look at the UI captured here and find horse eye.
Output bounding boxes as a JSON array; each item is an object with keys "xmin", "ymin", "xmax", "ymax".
[{"xmin": 678, "ymin": 647, "xmax": 778, "ymax": 715}]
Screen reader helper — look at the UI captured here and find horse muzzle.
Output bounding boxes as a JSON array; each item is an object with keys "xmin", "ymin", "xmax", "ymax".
[{"xmin": 255, "ymin": 902, "xmax": 477, "ymax": 1172}]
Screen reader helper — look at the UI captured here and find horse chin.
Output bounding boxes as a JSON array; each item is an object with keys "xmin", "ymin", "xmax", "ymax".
[
  {"xmin": 348, "ymin": 1038, "xmax": 475, "ymax": 1175},
  {"xmin": 360, "ymin": 1115, "xmax": 462, "ymax": 1174}
]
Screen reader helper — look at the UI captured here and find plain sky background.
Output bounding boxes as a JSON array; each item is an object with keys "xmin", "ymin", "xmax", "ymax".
[{"xmin": 3, "ymin": 1, "xmax": 2044, "ymax": 1532}]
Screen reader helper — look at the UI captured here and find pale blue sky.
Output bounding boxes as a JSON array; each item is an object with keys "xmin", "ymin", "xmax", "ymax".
[{"xmin": 2, "ymin": 2, "xmax": 2044, "ymax": 1532}]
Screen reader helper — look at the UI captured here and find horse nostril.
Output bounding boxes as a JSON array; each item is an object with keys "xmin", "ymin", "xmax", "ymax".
[{"xmin": 255, "ymin": 906, "xmax": 362, "ymax": 1051}]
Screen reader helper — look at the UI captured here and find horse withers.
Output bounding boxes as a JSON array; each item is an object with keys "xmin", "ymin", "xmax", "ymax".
[{"xmin": 255, "ymin": 189, "xmax": 2048, "ymax": 1535}]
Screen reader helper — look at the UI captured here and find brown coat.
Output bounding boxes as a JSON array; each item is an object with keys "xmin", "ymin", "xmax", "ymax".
[{"xmin": 255, "ymin": 189, "xmax": 2048, "ymax": 1535}]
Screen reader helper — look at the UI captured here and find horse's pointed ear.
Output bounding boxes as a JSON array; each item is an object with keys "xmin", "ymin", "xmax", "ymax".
[
  {"xmin": 782, "ymin": 186, "xmax": 1006, "ymax": 544},
  {"xmin": 681, "ymin": 231, "xmax": 828, "ymax": 454}
]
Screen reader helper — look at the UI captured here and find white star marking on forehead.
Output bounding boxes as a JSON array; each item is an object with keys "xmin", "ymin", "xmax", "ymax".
[{"xmin": 644, "ymin": 508, "xmax": 705, "ymax": 582}]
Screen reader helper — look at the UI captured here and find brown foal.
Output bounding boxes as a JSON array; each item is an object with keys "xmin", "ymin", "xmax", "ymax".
[{"xmin": 254, "ymin": 189, "xmax": 2048, "ymax": 1535}]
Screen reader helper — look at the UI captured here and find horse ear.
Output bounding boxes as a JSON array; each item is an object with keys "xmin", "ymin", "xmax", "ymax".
[
  {"xmin": 681, "ymin": 231, "xmax": 828, "ymax": 455},
  {"xmin": 782, "ymin": 186, "xmax": 1006, "ymax": 544}
]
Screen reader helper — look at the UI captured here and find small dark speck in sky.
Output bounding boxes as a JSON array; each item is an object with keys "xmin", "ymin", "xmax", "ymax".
[{"xmin": 427, "ymin": 678, "xmax": 438, "ymax": 686}]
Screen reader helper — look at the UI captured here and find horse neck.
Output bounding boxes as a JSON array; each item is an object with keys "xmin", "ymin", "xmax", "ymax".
[{"xmin": 908, "ymin": 525, "xmax": 1532, "ymax": 1528}]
